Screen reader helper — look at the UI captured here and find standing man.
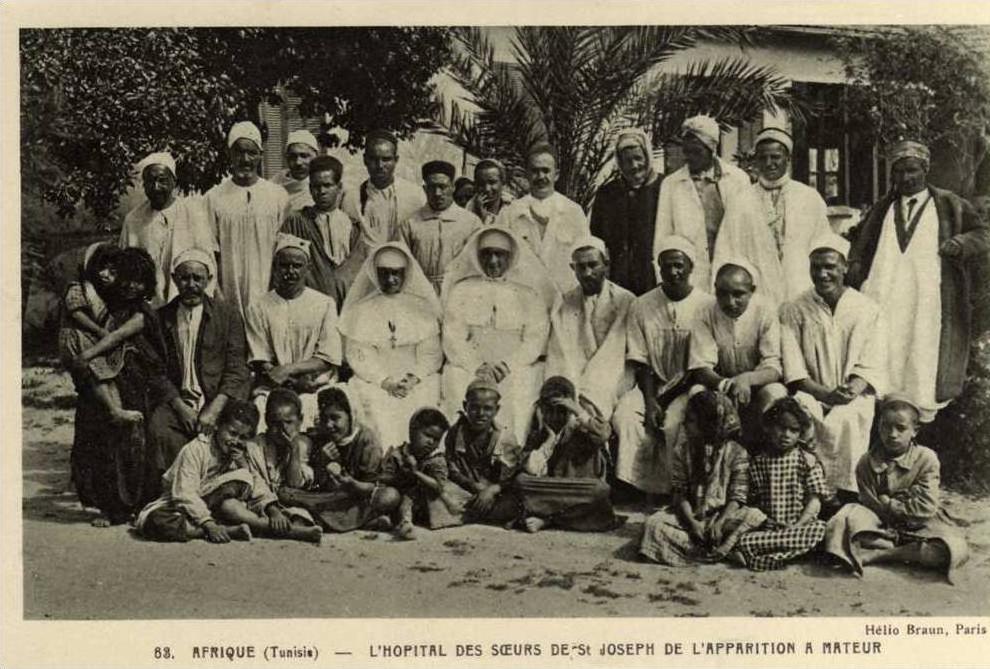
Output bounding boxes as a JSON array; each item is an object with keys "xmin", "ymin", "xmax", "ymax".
[
  {"xmin": 397, "ymin": 160, "xmax": 482, "ymax": 293},
  {"xmin": 848, "ymin": 140, "xmax": 990, "ymax": 422},
  {"xmin": 147, "ymin": 248, "xmax": 250, "ymax": 478},
  {"xmin": 120, "ymin": 152, "xmax": 215, "ymax": 308},
  {"xmin": 466, "ymin": 159, "xmax": 514, "ymax": 225},
  {"xmin": 653, "ymin": 115, "xmax": 781, "ymax": 300},
  {"xmin": 496, "ymin": 144, "xmax": 589, "ymax": 293},
  {"xmin": 340, "ymin": 130, "xmax": 425, "ymax": 247},
  {"xmin": 272, "ymin": 129, "xmax": 320, "ymax": 215},
  {"xmin": 750, "ymin": 127, "xmax": 832, "ymax": 302},
  {"xmin": 546, "ymin": 236, "xmax": 635, "ymax": 418},
  {"xmin": 590, "ymin": 128, "xmax": 664, "ymax": 296},
  {"xmin": 613, "ymin": 236, "xmax": 714, "ymax": 496},
  {"xmin": 205, "ymin": 121, "xmax": 290, "ymax": 320},
  {"xmin": 782, "ymin": 234, "xmax": 886, "ymax": 495},
  {"xmin": 280, "ymin": 155, "xmax": 359, "ymax": 307}
]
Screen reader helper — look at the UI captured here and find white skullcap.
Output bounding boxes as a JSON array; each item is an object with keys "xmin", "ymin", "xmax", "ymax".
[
  {"xmin": 227, "ymin": 121, "xmax": 262, "ymax": 150},
  {"xmin": 571, "ymin": 235, "xmax": 609, "ymax": 260},
  {"xmin": 171, "ymin": 247, "xmax": 216, "ymax": 276},
  {"xmin": 681, "ymin": 115, "xmax": 720, "ymax": 153},
  {"xmin": 274, "ymin": 232, "xmax": 312, "ymax": 257},
  {"xmin": 755, "ymin": 127, "xmax": 793, "ymax": 153},
  {"xmin": 716, "ymin": 258, "xmax": 760, "ymax": 286},
  {"xmin": 137, "ymin": 151, "xmax": 177, "ymax": 177},
  {"xmin": 656, "ymin": 235, "xmax": 698, "ymax": 266},
  {"xmin": 809, "ymin": 232, "xmax": 851, "ymax": 259},
  {"xmin": 286, "ymin": 129, "xmax": 319, "ymax": 153},
  {"xmin": 478, "ymin": 228, "xmax": 514, "ymax": 252},
  {"xmin": 374, "ymin": 246, "xmax": 409, "ymax": 269}
]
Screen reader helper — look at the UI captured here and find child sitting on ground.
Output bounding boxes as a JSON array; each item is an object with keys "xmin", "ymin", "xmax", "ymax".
[
  {"xmin": 445, "ymin": 374, "xmax": 522, "ymax": 525},
  {"xmin": 278, "ymin": 386, "xmax": 400, "ymax": 532},
  {"xmin": 823, "ymin": 393, "xmax": 969, "ymax": 583},
  {"xmin": 639, "ymin": 390, "xmax": 766, "ymax": 566},
  {"xmin": 378, "ymin": 408, "xmax": 470, "ymax": 540},
  {"xmin": 59, "ymin": 244, "xmax": 154, "ymax": 424},
  {"xmin": 135, "ymin": 399, "xmax": 322, "ymax": 544},
  {"xmin": 734, "ymin": 396, "xmax": 830, "ymax": 570}
]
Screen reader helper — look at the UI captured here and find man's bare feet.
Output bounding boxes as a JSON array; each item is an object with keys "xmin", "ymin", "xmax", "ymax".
[
  {"xmin": 394, "ymin": 520, "xmax": 416, "ymax": 540},
  {"xmin": 110, "ymin": 409, "xmax": 144, "ymax": 425},
  {"xmin": 91, "ymin": 515, "xmax": 111, "ymax": 528},
  {"xmin": 523, "ymin": 516, "xmax": 547, "ymax": 533},
  {"xmin": 227, "ymin": 524, "xmax": 253, "ymax": 542},
  {"xmin": 364, "ymin": 515, "xmax": 393, "ymax": 532},
  {"xmin": 301, "ymin": 525, "xmax": 323, "ymax": 545}
]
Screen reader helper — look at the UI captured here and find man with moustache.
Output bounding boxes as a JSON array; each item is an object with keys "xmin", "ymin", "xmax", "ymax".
[
  {"xmin": 120, "ymin": 152, "xmax": 215, "ymax": 307},
  {"xmin": 613, "ymin": 236, "xmax": 714, "ymax": 497},
  {"xmin": 205, "ymin": 121, "xmax": 290, "ymax": 320},
  {"xmin": 246, "ymin": 233, "xmax": 342, "ymax": 430},
  {"xmin": 781, "ymin": 234, "xmax": 886, "ymax": 496},
  {"xmin": 848, "ymin": 139, "xmax": 990, "ymax": 422},
  {"xmin": 590, "ymin": 128, "xmax": 663, "ymax": 296},
  {"xmin": 272, "ymin": 129, "xmax": 321, "ymax": 215},
  {"xmin": 146, "ymin": 248, "xmax": 251, "ymax": 484},
  {"xmin": 496, "ymin": 144, "xmax": 589, "ymax": 293},
  {"xmin": 546, "ymin": 236, "xmax": 635, "ymax": 419},
  {"xmin": 465, "ymin": 159, "xmax": 514, "ymax": 225},
  {"xmin": 340, "ymin": 129, "xmax": 425, "ymax": 247},
  {"xmin": 280, "ymin": 155, "xmax": 360, "ymax": 307}
]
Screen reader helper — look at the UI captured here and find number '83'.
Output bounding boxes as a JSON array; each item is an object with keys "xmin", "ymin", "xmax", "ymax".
[{"xmin": 154, "ymin": 647, "xmax": 174, "ymax": 660}]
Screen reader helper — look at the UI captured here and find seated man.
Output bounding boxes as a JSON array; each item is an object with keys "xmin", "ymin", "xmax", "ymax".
[
  {"xmin": 823, "ymin": 394, "xmax": 969, "ymax": 583},
  {"xmin": 514, "ymin": 376, "xmax": 619, "ymax": 533},
  {"xmin": 546, "ymin": 236, "xmax": 635, "ymax": 418},
  {"xmin": 613, "ymin": 236, "xmax": 714, "ymax": 496},
  {"xmin": 781, "ymin": 234, "xmax": 886, "ymax": 496},
  {"xmin": 148, "ymin": 248, "xmax": 251, "ymax": 478},
  {"xmin": 338, "ymin": 242, "xmax": 443, "ymax": 448},
  {"xmin": 445, "ymin": 374, "xmax": 523, "ymax": 525},
  {"xmin": 688, "ymin": 259, "xmax": 787, "ymax": 446},
  {"xmin": 246, "ymin": 233, "xmax": 341, "ymax": 430},
  {"xmin": 441, "ymin": 226, "xmax": 559, "ymax": 443},
  {"xmin": 135, "ymin": 399, "xmax": 322, "ymax": 544}
]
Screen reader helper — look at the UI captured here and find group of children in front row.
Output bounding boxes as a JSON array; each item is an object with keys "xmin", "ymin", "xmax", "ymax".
[{"xmin": 130, "ymin": 356, "xmax": 969, "ymax": 583}]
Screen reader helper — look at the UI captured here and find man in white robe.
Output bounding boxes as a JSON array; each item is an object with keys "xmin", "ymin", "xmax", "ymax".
[
  {"xmin": 246, "ymin": 233, "xmax": 342, "ymax": 429},
  {"xmin": 653, "ymin": 115, "xmax": 783, "ymax": 302},
  {"xmin": 750, "ymin": 127, "xmax": 832, "ymax": 302},
  {"xmin": 340, "ymin": 129, "xmax": 425, "ymax": 247},
  {"xmin": 338, "ymin": 242, "xmax": 444, "ymax": 448},
  {"xmin": 782, "ymin": 234, "xmax": 886, "ymax": 495},
  {"xmin": 271, "ymin": 129, "xmax": 319, "ymax": 215},
  {"xmin": 546, "ymin": 236, "xmax": 634, "ymax": 418},
  {"xmin": 441, "ymin": 226, "xmax": 560, "ymax": 443},
  {"xmin": 120, "ymin": 152, "xmax": 215, "ymax": 307},
  {"xmin": 613, "ymin": 236, "xmax": 714, "ymax": 495},
  {"xmin": 205, "ymin": 121, "xmax": 290, "ymax": 320},
  {"xmin": 495, "ymin": 144, "xmax": 589, "ymax": 293}
]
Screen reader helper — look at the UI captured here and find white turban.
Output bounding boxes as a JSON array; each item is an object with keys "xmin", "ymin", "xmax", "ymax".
[
  {"xmin": 286, "ymin": 129, "xmax": 319, "ymax": 153},
  {"xmin": 374, "ymin": 246, "xmax": 409, "ymax": 269},
  {"xmin": 136, "ymin": 151, "xmax": 177, "ymax": 177},
  {"xmin": 227, "ymin": 121, "xmax": 262, "ymax": 150},
  {"xmin": 477, "ymin": 228, "xmax": 514, "ymax": 252},
  {"xmin": 274, "ymin": 232, "xmax": 312, "ymax": 258},
  {"xmin": 810, "ymin": 232, "xmax": 851, "ymax": 259},
  {"xmin": 715, "ymin": 258, "xmax": 760, "ymax": 286},
  {"xmin": 755, "ymin": 127, "xmax": 793, "ymax": 153},
  {"xmin": 614, "ymin": 128, "xmax": 651, "ymax": 157},
  {"xmin": 887, "ymin": 140, "xmax": 930, "ymax": 168},
  {"xmin": 571, "ymin": 235, "xmax": 609, "ymax": 261},
  {"xmin": 681, "ymin": 115, "xmax": 720, "ymax": 153},
  {"xmin": 171, "ymin": 247, "xmax": 218, "ymax": 297},
  {"xmin": 656, "ymin": 234, "xmax": 698, "ymax": 266}
]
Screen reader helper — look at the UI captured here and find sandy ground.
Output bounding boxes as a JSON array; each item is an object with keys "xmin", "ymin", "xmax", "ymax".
[{"xmin": 19, "ymin": 362, "xmax": 990, "ymax": 620}]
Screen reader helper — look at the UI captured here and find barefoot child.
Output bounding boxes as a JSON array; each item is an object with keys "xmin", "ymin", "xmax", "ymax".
[
  {"xmin": 378, "ymin": 408, "xmax": 469, "ymax": 540},
  {"xmin": 135, "ymin": 399, "xmax": 322, "ymax": 544},
  {"xmin": 734, "ymin": 396, "xmax": 830, "ymax": 570},
  {"xmin": 640, "ymin": 390, "xmax": 766, "ymax": 565},
  {"xmin": 62, "ymin": 246, "xmax": 158, "ymax": 424},
  {"xmin": 279, "ymin": 386, "xmax": 400, "ymax": 532},
  {"xmin": 445, "ymin": 374, "xmax": 522, "ymax": 524},
  {"xmin": 823, "ymin": 393, "xmax": 969, "ymax": 582}
]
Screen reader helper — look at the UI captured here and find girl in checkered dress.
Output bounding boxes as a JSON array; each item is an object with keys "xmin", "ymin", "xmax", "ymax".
[{"xmin": 735, "ymin": 397, "xmax": 830, "ymax": 570}]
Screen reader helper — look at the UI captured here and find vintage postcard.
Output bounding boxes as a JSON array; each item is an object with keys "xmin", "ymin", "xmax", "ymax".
[{"xmin": 3, "ymin": 1, "xmax": 990, "ymax": 667}]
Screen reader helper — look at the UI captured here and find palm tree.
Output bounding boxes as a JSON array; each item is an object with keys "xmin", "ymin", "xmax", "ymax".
[{"xmin": 437, "ymin": 26, "xmax": 805, "ymax": 208}]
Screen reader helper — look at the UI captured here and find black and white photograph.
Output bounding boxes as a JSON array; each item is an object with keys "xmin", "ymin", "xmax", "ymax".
[{"xmin": 5, "ymin": 2, "xmax": 990, "ymax": 667}]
